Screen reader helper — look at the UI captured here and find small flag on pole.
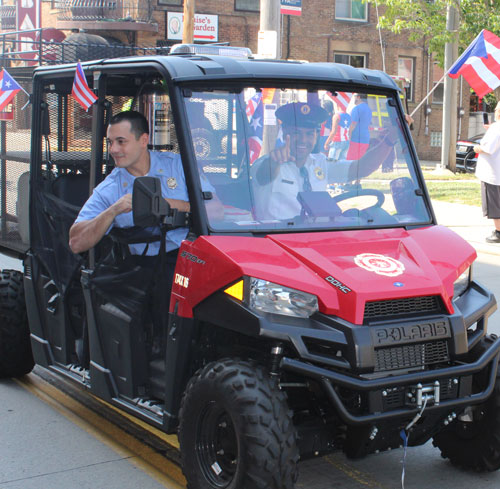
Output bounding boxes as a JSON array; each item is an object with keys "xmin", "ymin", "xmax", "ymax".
[
  {"xmin": 449, "ymin": 29, "xmax": 500, "ymax": 98},
  {"xmin": 72, "ymin": 62, "xmax": 97, "ymax": 111},
  {"xmin": 326, "ymin": 91, "xmax": 353, "ymax": 113},
  {"xmin": 246, "ymin": 92, "xmax": 263, "ymax": 164},
  {"xmin": 0, "ymin": 69, "xmax": 22, "ymax": 112}
]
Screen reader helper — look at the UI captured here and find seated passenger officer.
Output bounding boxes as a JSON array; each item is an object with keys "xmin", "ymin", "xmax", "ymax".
[
  {"xmin": 69, "ymin": 110, "xmax": 191, "ymax": 258},
  {"xmin": 252, "ymin": 102, "xmax": 397, "ymax": 220},
  {"xmin": 69, "ymin": 111, "xmax": 221, "ymax": 284}
]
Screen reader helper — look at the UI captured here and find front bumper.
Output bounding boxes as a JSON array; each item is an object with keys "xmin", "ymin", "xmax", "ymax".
[
  {"xmin": 277, "ymin": 280, "xmax": 500, "ymax": 424},
  {"xmin": 281, "ymin": 339, "xmax": 500, "ymax": 424},
  {"xmin": 196, "ymin": 280, "xmax": 500, "ymax": 425}
]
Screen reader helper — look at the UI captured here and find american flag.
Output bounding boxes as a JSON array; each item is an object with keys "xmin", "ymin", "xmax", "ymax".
[
  {"xmin": 72, "ymin": 62, "xmax": 98, "ymax": 111},
  {"xmin": 0, "ymin": 69, "xmax": 22, "ymax": 112},
  {"xmin": 326, "ymin": 91, "xmax": 353, "ymax": 113},
  {"xmin": 449, "ymin": 29, "xmax": 500, "ymax": 98},
  {"xmin": 246, "ymin": 92, "xmax": 263, "ymax": 164}
]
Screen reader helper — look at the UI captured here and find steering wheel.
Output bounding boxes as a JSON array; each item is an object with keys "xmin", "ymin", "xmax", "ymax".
[{"xmin": 331, "ymin": 188, "xmax": 385, "ymax": 208}]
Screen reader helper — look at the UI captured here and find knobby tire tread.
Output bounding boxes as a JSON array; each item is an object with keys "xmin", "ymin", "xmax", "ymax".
[
  {"xmin": 432, "ymin": 336, "xmax": 500, "ymax": 471},
  {"xmin": 178, "ymin": 358, "xmax": 299, "ymax": 489},
  {"xmin": 0, "ymin": 269, "xmax": 34, "ymax": 378}
]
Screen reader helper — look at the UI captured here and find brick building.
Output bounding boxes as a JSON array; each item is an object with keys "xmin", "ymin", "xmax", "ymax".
[{"xmin": 1, "ymin": 0, "xmax": 472, "ymax": 161}]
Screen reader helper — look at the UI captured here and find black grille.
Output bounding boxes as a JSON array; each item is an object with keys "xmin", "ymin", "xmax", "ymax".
[
  {"xmin": 375, "ymin": 340, "xmax": 449, "ymax": 372},
  {"xmin": 364, "ymin": 296, "xmax": 444, "ymax": 321}
]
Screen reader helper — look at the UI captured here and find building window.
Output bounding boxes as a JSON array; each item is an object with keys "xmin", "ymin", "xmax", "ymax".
[
  {"xmin": 432, "ymin": 82, "xmax": 444, "ymax": 104},
  {"xmin": 333, "ymin": 52, "xmax": 366, "ymax": 68},
  {"xmin": 430, "ymin": 131, "xmax": 442, "ymax": 147},
  {"xmin": 335, "ymin": 0, "xmax": 367, "ymax": 22},
  {"xmin": 235, "ymin": 0, "xmax": 259, "ymax": 12},
  {"xmin": 432, "ymin": 63, "xmax": 444, "ymax": 104},
  {"xmin": 398, "ymin": 57, "xmax": 414, "ymax": 102}
]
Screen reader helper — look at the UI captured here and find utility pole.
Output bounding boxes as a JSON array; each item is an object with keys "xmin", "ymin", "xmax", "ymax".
[
  {"xmin": 440, "ymin": 1, "xmax": 459, "ymax": 171},
  {"xmin": 182, "ymin": 0, "xmax": 195, "ymax": 44},
  {"xmin": 258, "ymin": 0, "xmax": 281, "ymax": 59}
]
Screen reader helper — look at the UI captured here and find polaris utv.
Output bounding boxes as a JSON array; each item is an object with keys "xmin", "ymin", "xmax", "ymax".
[{"xmin": 1, "ymin": 44, "xmax": 500, "ymax": 489}]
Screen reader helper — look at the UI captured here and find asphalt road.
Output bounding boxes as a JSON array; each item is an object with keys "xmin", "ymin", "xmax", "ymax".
[{"xmin": 1, "ymin": 250, "xmax": 500, "ymax": 489}]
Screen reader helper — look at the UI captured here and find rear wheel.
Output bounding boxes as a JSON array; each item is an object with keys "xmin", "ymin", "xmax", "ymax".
[
  {"xmin": 0, "ymin": 269, "xmax": 34, "ymax": 377},
  {"xmin": 178, "ymin": 359, "xmax": 299, "ymax": 489},
  {"xmin": 433, "ymin": 338, "xmax": 500, "ymax": 471}
]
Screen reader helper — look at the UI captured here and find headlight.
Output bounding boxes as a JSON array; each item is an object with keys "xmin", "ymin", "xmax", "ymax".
[
  {"xmin": 453, "ymin": 266, "xmax": 471, "ymax": 299},
  {"xmin": 248, "ymin": 278, "xmax": 318, "ymax": 318}
]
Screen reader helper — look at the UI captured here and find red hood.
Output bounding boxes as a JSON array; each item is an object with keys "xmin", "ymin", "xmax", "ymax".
[{"xmin": 176, "ymin": 225, "xmax": 475, "ymax": 324}]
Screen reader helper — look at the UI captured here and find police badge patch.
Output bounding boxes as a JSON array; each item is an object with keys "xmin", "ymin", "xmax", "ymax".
[
  {"xmin": 167, "ymin": 177, "xmax": 177, "ymax": 189},
  {"xmin": 314, "ymin": 167, "xmax": 324, "ymax": 180},
  {"xmin": 301, "ymin": 104, "xmax": 311, "ymax": 115}
]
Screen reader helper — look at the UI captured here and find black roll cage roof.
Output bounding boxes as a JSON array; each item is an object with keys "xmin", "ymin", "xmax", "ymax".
[
  {"xmin": 33, "ymin": 54, "xmax": 400, "ymax": 89},
  {"xmin": 30, "ymin": 53, "xmax": 432, "ymax": 244}
]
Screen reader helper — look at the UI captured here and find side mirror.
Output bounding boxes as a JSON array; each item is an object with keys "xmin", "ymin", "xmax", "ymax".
[{"xmin": 132, "ymin": 176, "xmax": 169, "ymax": 227}]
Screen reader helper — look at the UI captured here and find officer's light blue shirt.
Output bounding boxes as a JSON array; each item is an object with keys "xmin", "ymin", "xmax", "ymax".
[{"xmin": 75, "ymin": 151, "xmax": 194, "ymax": 255}]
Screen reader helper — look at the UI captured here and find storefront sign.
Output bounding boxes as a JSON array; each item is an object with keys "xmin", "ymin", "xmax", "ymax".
[
  {"xmin": 280, "ymin": 0, "xmax": 302, "ymax": 16},
  {"xmin": 167, "ymin": 12, "xmax": 219, "ymax": 42}
]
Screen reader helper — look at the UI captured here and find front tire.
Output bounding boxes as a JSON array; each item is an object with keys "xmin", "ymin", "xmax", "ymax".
[
  {"xmin": 0, "ymin": 270, "xmax": 34, "ymax": 377},
  {"xmin": 178, "ymin": 359, "xmax": 299, "ymax": 489},
  {"xmin": 433, "ymin": 339, "xmax": 500, "ymax": 471}
]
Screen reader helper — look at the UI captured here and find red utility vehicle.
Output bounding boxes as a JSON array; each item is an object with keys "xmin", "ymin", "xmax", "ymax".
[{"xmin": 1, "ymin": 44, "xmax": 500, "ymax": 489}]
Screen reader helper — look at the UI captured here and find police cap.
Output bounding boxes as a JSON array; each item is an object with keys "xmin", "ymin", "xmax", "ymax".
[{"xmin": 275, "ymin": 102, "xmax": 329, "ymax": 129}]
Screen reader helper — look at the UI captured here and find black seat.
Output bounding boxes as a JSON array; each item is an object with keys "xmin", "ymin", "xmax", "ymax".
[{"xmin": 52, "ymin": 173, "xmax": 90, "ymax": 208}]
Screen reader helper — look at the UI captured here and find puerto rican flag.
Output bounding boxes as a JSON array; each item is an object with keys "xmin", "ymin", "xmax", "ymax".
[
  {"xmin": 72, "ymin": 62, "xmax": 98, "ymax": 111},
  {"xmin": 246, "ymin": 92, "xmax": 261, "ymax": 118},
  {"xmin": 449, "ymin": 29, "xmax": 500, "ymax": 98},
  {"xmin": 0, "ymin": 69, "xmax": 22, "ymax": 112},
  {"xmin": 246, "ymin": 92, "xmax": 263, "ymax": 164},
  {"xmin": 326, "ymin": 91, "xmax": 354, "ymax": 113}
]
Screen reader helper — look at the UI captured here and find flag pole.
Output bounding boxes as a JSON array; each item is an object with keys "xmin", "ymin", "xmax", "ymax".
[
  {"xmin": 409, "ymin": 72, "xmax": 447, "ymax": 118},
  {"xmin": 18, "ymin": 85, "xmax": 30, "ymax": 97}
]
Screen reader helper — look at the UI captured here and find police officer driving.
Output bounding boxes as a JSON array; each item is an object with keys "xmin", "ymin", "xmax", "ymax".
[
  {"xmin": 252, "ymin": 102, "xmax": 330, "ymax": 220},
  {"xmin": 251, "ymin": 101, "xmax": 398, "ymax": 221}
]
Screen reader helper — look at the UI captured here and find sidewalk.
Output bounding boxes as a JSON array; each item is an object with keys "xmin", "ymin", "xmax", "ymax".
[
  {"xmin": 432, "ymin": 199, "xmax": 500, "ymax": 256},
  {"xmin": 417, "ymin": 159, "xmax": 500, "ymax": 255}
]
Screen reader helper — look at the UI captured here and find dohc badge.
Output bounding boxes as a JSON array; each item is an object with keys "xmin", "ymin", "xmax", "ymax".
[{"xmin": 167, "ymin": 177, "xmax": 177, "ymax": 189}]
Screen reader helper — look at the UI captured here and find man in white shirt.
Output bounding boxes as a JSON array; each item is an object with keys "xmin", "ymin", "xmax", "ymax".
[
  {"xmin": 474, "ymin": 102, "xmax": 500, "ymax": 243},
  {"xmin": 251, "ymin": 102, "xmax": 396, "ymax": 220}
]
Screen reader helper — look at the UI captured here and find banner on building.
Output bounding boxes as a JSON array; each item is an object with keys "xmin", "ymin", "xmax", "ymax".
[{"xmin": 16, "ymin": 0, "xmax": 41, "ymax": 62}]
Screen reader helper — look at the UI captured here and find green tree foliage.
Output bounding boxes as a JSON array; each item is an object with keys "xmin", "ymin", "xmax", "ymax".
[{"xmin": 371, "ymin": 0, "xmax": 500, "ymax": 64}]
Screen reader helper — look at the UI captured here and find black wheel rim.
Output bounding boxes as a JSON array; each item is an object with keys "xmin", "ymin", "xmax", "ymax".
[{"xmin": 196, "ymin": 401, "xmax": 238, "ymax": 488}]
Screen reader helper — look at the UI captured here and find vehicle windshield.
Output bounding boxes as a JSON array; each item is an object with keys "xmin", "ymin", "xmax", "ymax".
[{"xmin": 184, "ymin": 86, "xmax": 431, "ymax": 232}]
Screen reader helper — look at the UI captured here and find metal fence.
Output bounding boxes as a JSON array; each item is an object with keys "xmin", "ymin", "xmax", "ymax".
[
  {"xmin": 0, "ymin": 5, "xmax": 15, "ymax": 30},
  {"xmin": 0, "ymin": 28, "xmax": 168, "ymax": 68},
  {"xmin": 55, "ymin": 0, "xmax": 154, "ymax": 23},
  {"xmin": 0, "ymin": 74, "xmax": 32, "ymax": 253}
]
